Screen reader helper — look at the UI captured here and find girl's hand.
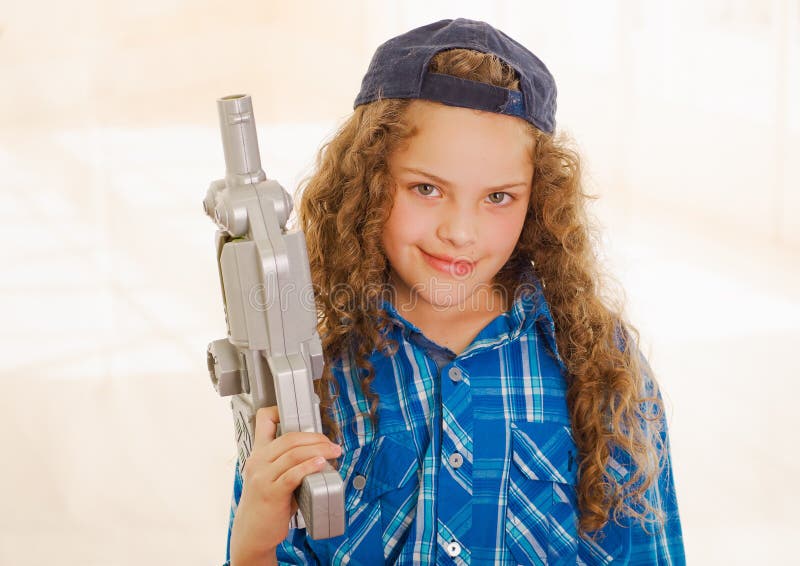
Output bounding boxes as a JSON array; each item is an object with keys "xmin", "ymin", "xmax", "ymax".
[{"xmin": 229, "ymin": 406, "xmax": 342, "ymax": 565}]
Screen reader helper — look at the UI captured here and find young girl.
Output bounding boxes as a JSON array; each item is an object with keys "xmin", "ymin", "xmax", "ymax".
[{"xmin": 225, "ymin": 18, "xmax": 685, "ymax": 566}]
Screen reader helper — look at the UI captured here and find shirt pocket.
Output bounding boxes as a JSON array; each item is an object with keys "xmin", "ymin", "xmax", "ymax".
[
  {"xmin": 505, "ymin": 421, "xmax": 579, "ymax": 566},
  {"xmin": 332, "ymin": 431, "xmax": 421, "ymax": 565}
]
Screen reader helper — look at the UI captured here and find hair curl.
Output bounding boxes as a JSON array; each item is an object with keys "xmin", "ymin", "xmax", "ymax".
[{"xmin": 293, "ymin": 48, "xmax": 669, "ymax": 540}]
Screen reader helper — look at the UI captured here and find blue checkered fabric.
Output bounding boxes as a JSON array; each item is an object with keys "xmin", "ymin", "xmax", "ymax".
[{"xmin": 224, "ymin": 270, "xmax": 685, "ymax": 565}]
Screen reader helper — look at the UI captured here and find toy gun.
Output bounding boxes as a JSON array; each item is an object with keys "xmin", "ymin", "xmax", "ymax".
[{"xmin": 203, "ymin": 94, "xmax": 345, "ymax": 539}]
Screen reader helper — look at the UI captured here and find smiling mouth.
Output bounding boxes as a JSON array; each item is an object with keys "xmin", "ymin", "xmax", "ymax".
[{"xmin": 420, "ymin": 248, "xmax": 475, "ymax": 276}]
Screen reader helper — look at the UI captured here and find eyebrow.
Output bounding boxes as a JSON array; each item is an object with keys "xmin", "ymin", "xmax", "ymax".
[{"xmin": 398, "ymin": 167, "xmax": 529, "ymax": 192}]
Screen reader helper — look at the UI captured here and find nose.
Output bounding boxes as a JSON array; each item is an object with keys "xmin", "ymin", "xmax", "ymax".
[{"xmin": 436, "ymin": 204, "xmax": 477, "ymax": 249}]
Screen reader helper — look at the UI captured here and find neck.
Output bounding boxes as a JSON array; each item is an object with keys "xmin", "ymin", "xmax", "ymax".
[{"xmin": 388, "ymin": 272, "xmax": 508, "ymax": 330}]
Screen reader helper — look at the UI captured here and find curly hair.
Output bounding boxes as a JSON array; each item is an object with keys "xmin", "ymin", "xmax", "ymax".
[{"xmin": 293, "ymin": 48, "xmax": 669, "ymax": 540}]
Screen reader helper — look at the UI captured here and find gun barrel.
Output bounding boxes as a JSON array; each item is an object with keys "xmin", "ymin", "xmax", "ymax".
[{"xmin": 217, "ymin": 94, "xmax": 267, "ymax": 187}]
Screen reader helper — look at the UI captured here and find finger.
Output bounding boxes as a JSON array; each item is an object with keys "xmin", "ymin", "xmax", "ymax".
[
  {"xmin": 263, "ymin": 430, "xmax": 335, "ymax": 462},
  {"xmin": 275, "ymin": 455, "xmax": 330, "ymax": 493},
  {"xmin": 268, "ymin": 441, "xmax": 342, "ymax": 480},
  {"xmin": 253, "ymin": 406, "xmax": 280, "ymax": 451}
]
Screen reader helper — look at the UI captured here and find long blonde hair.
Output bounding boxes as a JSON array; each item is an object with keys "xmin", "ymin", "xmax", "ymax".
[{"xmin": 295, "ymin": 48, "xmax": 668, "ymax": 539}]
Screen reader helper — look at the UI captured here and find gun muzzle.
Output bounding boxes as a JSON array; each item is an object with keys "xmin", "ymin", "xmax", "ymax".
[{"xmin": 217, "ymin": 94, "xmax": 267, "ymax": 187}]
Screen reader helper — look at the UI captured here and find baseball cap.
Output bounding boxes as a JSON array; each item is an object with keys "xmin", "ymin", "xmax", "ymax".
[{"xmin": 354, "ymin": 18, "xmax": 557, "ymax": 134}]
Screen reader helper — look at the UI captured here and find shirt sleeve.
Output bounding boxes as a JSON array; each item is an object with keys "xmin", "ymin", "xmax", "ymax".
[
  {"xmin": 223, "ymin": 459, "xmax": 321, "ymax": 566},
  {"xmin": 626, "ymin": 354, "xmax": 686, "ymax": 565}
]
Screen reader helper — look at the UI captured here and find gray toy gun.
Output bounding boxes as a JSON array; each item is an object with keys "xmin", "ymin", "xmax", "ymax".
[{"xmin": 203, "ymin": 94, "xmax": 345, "ymax": 539}]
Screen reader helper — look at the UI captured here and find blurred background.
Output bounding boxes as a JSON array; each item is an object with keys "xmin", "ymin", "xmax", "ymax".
[{"xmin": 1, "ymin": 0, "xmax": 798, "ymax": 564}]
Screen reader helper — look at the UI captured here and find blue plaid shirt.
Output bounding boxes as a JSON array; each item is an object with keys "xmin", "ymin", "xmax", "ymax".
[{"xmin": 225, "ymin": 272, "xmax": 685, "ymax": 565}]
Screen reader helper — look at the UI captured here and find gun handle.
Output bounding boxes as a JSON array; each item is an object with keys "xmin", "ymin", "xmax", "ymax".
[
  {"xmin": 230, "ymin": 395, "xmax": 345, "ymax": 539},
  {"xmin": 231, "ymin": 394, "xmax": 256, "ymax": 466},
  {"xmin": 295, "ymin": 465, "xmax": 346, "ymax": 540}
]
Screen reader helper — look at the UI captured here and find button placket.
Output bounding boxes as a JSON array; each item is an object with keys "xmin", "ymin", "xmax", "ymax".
[{"xmin": 440, "ymin": 363, "xmax": 470, "ymax": 563}]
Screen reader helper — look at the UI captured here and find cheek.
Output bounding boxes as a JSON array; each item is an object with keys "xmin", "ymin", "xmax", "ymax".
[
  {"xmin": 383, "ymin": 193, "xmax": 427, "ymax": 244},
  {"xmin": 381, "ymin": 204, "xmax": 412, "ymax": 259},
  {"xmin": 488, "ymin": 210, "xmax": 527, "ymax": 252},
  {"xmin": 382, "ymin": 203, "xmax": 402, "ymax": 248}
]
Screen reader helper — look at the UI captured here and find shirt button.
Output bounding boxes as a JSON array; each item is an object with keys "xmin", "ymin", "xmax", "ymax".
[
  {"xmin": 352, "ymin": 474, "xmax": 367, "ymax": 490},
  {"xmin": 448, "ymin": 452, "xmax": 464, "ymax": 469},
  {"xmin": 446, "ymin": 540, "xmax": 462, "ymax": 557},
  {"xmin": 448, "ymin": 367, "xmax": 463, "ymax": 382}
]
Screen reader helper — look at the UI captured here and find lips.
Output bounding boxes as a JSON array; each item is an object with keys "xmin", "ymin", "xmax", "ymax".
[
  {"xmin": 426, "ymin": 251, "xmax": 457, "ymax": 263},
  {"xmin": 420, "ymin": 248, "xmax": 475, "ymax": 276}
]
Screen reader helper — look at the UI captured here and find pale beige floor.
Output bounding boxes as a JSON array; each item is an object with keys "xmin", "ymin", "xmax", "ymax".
[{"xmin": 1, "ymin": 123, "xmax": 799, "ymax": 565}]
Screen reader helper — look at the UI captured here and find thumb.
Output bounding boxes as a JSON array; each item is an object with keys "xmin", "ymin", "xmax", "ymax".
[{"xmin": 253, "ymin": 405, "xmax": 280, "ymax": 451}]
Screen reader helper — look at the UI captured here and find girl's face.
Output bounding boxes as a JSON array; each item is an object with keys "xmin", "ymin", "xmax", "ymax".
[{"xmin": 383, "ymin": 100, "xmax": 534, "ymax": 315}]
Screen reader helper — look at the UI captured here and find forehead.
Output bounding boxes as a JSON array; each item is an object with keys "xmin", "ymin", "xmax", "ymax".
[{"xmin": 391, "ymin": 100, "xmax": 534, "ymax": 177}]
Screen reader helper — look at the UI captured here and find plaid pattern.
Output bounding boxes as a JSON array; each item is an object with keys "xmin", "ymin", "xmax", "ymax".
[{"xmin": 224, "ymin": 271, "xmax": 685, "ymax": 565}]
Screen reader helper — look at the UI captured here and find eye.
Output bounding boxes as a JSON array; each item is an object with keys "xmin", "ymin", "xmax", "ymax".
[
  {"xmin": 412, "ymin": 183, "xmax": 440, "ymax": 197},
  {"xmin": 487, "ymin": 192, "xmax": 513, "ymax": 205}
]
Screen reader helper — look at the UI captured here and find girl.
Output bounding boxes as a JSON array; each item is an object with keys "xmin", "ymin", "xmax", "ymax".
[{"xmin": 225, "ymin": 18, "xmax": 685, "ymax": 566}]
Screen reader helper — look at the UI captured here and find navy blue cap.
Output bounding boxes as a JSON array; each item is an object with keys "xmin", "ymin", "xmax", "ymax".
[{"xmin": 354, "ymin": 18, "xmax": 557, "ymax": 133}]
